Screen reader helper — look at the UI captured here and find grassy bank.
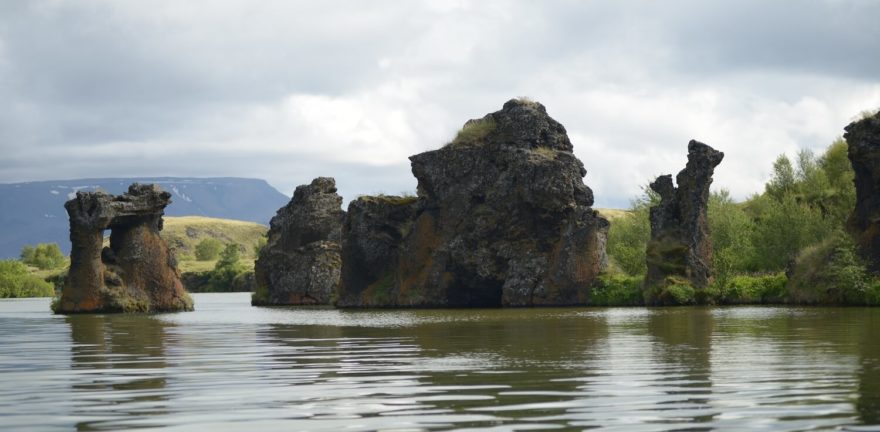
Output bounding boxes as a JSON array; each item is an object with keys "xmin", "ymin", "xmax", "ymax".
[
  {"xmin": 163, "ymin": 217, "xmax": 264, "ymax": 293},
  {"xmin": 162, "ymin": 216, "xmax": 267, "ymax": 262}
]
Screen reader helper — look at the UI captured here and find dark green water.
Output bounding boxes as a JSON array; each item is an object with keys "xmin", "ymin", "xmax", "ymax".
[{"xmin": 2, "ymin": 293, "xmax": 880, "ymax": 431}]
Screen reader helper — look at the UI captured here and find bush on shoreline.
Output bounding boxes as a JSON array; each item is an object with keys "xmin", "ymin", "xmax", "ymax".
[
  {"xmin": 590, "ymin": 274, "xmax": 643, "ymax": 306},
  {"xmin": 716, "ymin": 273, "xmax": 788, "ymax": 304},
  {"xmin": 20, "ymin": 243, "xmax": 66, "ymax": 270},
  {"xmin": 0, "ymin": 260, "xmax": 55, "ymax": 298}
]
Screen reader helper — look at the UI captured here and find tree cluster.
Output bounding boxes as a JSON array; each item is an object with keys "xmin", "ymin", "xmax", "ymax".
[
  {"xmin": 0, "ymin": 260, "xmax": 55, "ymax": 298},
  {"xmin": 20, "ymin": 243, "xmax": 66, "ymax": 270},
  {"xmin": 606, "ymin": 135, "xmax": 877, "ymax": 304}
]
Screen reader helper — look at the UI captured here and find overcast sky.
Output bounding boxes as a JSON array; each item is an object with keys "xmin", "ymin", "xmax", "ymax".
[{"xmin": 1, "ymin": 0, "xmax": 879, "ymax": 208}]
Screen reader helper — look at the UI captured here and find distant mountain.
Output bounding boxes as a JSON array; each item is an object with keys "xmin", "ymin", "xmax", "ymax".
[{"xmin": 0, "ymin": 177, "xmax": 289, "ymax": 258}]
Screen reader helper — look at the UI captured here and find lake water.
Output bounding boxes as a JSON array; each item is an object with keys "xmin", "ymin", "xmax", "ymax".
[{"xmin": 2, "ymin": 293, "xmax": 880, "ymax": 431}]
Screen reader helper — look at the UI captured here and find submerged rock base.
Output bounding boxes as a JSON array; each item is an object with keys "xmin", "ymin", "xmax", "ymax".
[{"xmin": 55, "ymin": 184, "xmax": 193, "ymax": 314}]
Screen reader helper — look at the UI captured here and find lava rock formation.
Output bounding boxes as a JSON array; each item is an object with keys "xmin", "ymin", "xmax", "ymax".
[
  {"xmin": 645, "ymin": 140, "xmax": 724, "ymax": 305},
  {"xmin": 253, "ymin": 177, "xmax": 344, "ymax": 305},
  {"xmin": 55, "ymin": 184, "xmax": 193, "ymax": 313},
  {"xmin": 337, "ymin": 99, "xmax": 609, "ymax": 307},
  {"xmin": 846, "ymin": 111, "xmax": 880, "ymax": 273}
]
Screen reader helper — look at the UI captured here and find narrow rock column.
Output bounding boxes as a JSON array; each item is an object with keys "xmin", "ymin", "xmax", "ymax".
[
  {"xmin": 645, "ymin": 140, "xmax": 724, "ymax": 305},
  {"xmin": 59, "ymin": 192, "xmax": 114, "ymax": 312}
]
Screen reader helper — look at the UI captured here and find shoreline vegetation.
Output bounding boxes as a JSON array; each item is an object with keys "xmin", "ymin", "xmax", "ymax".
[
  {"xmin": 250, "ymin": 101, "xmax": 880, "ymax": 308},
  {"xmin": 603, "ymin": 128, "xmax": 880, "ymax": 306}
]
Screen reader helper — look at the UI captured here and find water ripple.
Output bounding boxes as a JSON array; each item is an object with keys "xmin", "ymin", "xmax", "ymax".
[{"xmin": 1, "ymin": 295, "xmax": 879, "ymax": 430}]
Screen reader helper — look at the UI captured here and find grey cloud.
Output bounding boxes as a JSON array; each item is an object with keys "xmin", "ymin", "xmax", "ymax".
[
  {"xmin": 660, "ymin": 0, "xmax": 880, "ymax": 81},
  {"xmin": 1, "ymin": 0, "xmax": 878, "ymax": 210},
  {"xmin": 533, "ymin": 1, "xmax": 880, "ymax": 81},
  {"xmin": 0, "ymin": 0, "xmax": 420, "ymax": 146}
]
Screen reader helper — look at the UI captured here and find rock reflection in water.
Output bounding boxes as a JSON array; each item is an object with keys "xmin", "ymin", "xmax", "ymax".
[
  {"xmin": 67, "ymin": 314, "xmax": 169, "ymax": 431},
  {"xmin": 3, "ymin": 295, "xmax": 880, "ymax": 430},
  {"xmin": 647, "ymin": 308, "xmax": 716, "ymax": 425},
  {"xmin": 857, "ymin": 309, "xmax": 880, "ymax": 424}
]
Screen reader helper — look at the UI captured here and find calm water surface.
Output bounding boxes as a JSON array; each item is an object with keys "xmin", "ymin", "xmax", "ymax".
[{"xmin": 2, "ymin": 293, "xmax": 880, "ymax": 431}]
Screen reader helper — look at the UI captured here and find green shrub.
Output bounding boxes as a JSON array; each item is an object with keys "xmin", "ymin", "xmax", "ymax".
[
  {"xmin": 740, "ymin": 144, "xmax": 854, "ymax": 274},
  {"xmin": 0, "ymin": 260, "xmax": 55, "ymax": 298},
  {"xmin": 204, "ymin": 244, "xmax": 248, "ymax": 292},
  {"xmin": 666, "ymin": 282, "xmax": 696, "ymax": 305},
  {"xmin": 207, "ymin": 265, "xmax": 245, "ymax": 292},
  {"xmin": 216, "ymin": 244, "xmax": 240, "ymax": 268},
  {"xmin": 645, "ymin": 276, "xmax": 696, "ymax": 306},
  {"xmin": 820, "ymin": 138, "xmax": 856, "ymax": 224},
  {"xmin": 195, "ymin": 238, "xmax": 224, "ymax": 261},
  {"xmin": 787, "ymin": 231, "xmax": 880, "ymax": 305},
  {"xmin": 866, "ymin": 280, "xmax": 880, "ymax": 306},
  {"xmin": 590, "ymin": 274, "xmax": 644, "ymax": 306},
  {"xmin": 20, "ymin": 243, "xmax": 66, "ymax": 270},
  {"xmin": 253, "ymin": 236, "xmax": 268, "ymax": 257},
  {"xmin": 717, "ymin": 273, "xmax": 788, "ymax": 304},
  {"xmin": 20, "ymin": 246, "xmax": 34, "ymax": 263},
  {"xmin": 746, "ymin": 194, "xmax": 833, "ymax": 272},
  {"xmin": 606, "ymin": 188, "xmax": 655, "ymax": 276},
  {"xmin": 709, "ymin": 190, "xmax": 758, "ymax": 279}
]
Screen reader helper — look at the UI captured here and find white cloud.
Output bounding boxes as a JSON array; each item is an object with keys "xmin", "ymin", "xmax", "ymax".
[{"xmin": 0, "ymin": 0, "xmax": 878, "ymax": 209}]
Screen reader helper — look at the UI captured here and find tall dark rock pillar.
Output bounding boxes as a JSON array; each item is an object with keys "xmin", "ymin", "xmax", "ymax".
[
  {"xmin": 63, "ymin": 193, "xmax": 115, "ymax": 312},
  {"xmin": 645, "ymin": 140, "xmax": 724, "ymax": 305},
  {"xmin": 845, "ymin": 111, "xmax": 880, "ymax": 273},
  {"xmin": 252, "ymin": 177, "xmax": 345, "ymax": 305}
]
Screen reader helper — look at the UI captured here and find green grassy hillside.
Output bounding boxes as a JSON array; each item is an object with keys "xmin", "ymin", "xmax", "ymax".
[
  {"xmin": 162, "ymin": 216, "xmax": 267, "ymax": 272},
  {"xmin": 596, "ymin": 208, "xmax": 630, "ymax": 220}
]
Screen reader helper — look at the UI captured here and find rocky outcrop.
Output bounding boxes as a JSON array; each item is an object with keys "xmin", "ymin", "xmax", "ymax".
[
  {"xmin": 252, "ymin": 177, "xmax": 344, "ymax": 305},
  {"xmin": 55, "ymin": 184, "xmax": 193, "ymax": 314},
  {"xmin": 337, "ymin": 99, "xmax": 609, "ymax": 307},
  {"xmin": 645, "ymin": 140, "xmax": 724, "ymax": 305},
  {"xmin": 337, "ymin": 195, "xmax": 419, "ymax": 306},
  {"xmin": 846, "ymin": 111, "xmax": 880, "ymax": 273}
]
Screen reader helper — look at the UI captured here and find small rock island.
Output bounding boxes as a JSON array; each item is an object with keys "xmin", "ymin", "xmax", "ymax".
[
  {"xmin": 338, "ymin": 99, "xmax": 610, "ymax": 307},
  {"xmin": 253, "ymin": 177, "xmax": 344, "ymax": 305},
  {"xmin": 255, "ymin": 99, "xmax": 610, "ymax": 307},
  {"xmin": 54, "ymin": 184, "xmax": 193, "ymax": 313}
]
